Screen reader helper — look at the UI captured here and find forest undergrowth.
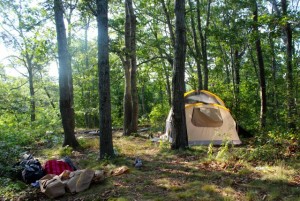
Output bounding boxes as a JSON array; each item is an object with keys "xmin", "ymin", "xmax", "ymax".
[{"xmin": 0, "ymin": 130, "xmax": 300, "ymax": 201}]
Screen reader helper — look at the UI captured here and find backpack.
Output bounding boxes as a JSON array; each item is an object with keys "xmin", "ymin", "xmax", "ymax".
[
  {"xmin": 21, "ymin": 159, "xmax": 45, "ymax": 184},
  {"xmin": 13, "ymin": 156, "xmax": 45, "ymax": 184}
]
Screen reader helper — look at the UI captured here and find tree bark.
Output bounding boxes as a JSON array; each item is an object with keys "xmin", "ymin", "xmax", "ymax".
[
  {"xmin": 54, "ymin": 0, "xmax": 79, "ymax": 148},
  {"xmin": 27, "ymin": 58, "xmax": 36, "ymax": 122},
  {"xmin": 196, "ymin": 0, "xmax": 211, "ymax": 90},
  {"xmin": 163, "ymin": 60, "xmax": 172, "ymax": 106},
  {"xmin": 128, "ymin": 0, "xmax": 138, "ymax": 133},
  {"xmin": 96, "ymin": 0, "xmax": 114, "ymax": 158},
  {"xmin": 253, "ymin": 1, "xmax": 267, "ymax": 129},
  {"xmin": 171, "ymin": 0, "xmax": 188, "ymax": 150},
  {"xmin": 123, "ymin": 0, "xmax": 138, "ymax": 136},
  {"xmin": 160, "ymin": 0, "xmax": 175, "ymax": 48},
  {"xmin": 232, "ymin": 48, "xmax": 240, "ymax": 112},
  {"xmin": 268, "ymin": 30, "xmax": 279, "ymax": 123},
  {"xmin": 123, "ymin": 0, "xmax": 133, "ymax": 136},
  {"xmin": 188, "ymin": 0, "xmax": 203, "ymax": 90},
  {"xmin": 153, "ymin": 30, "xmax": 172, "ymax": 106},
  {"xmin": 282, "ymin": 0, "xmax": 296, "ymax": 130},
  {"xmin": 83, "ymin": 16, "xmax": 91, "ymax": 128}
]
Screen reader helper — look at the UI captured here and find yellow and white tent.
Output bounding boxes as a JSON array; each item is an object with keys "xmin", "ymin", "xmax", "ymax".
[{"xmin": 164, "ymin": 90, "xmax": 241, "ymax": 145}]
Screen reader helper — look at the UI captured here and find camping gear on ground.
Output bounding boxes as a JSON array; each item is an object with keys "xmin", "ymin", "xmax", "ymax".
[
  {"xmin": 93, "ymin": 170, "xmax": 105, "ymax": 183},
  {"xmin": 13, "ymin": 154, "xmax": 45, "ymax": 184},
  {"xmin": 39, "ymin": 169, "xmax": 95, "ymax": 198},
  {"xmin": 40, "ymin": 174, "xmax": 65, "ymax": 199},
  {"xmin": 65, "ymin": 170, "xmax": 83, "ymax": 193},
  {"xmin": 61, "ymin": 156, "xmax": 78, "ymax": 171},
  {"xmin": 39, "ymin": 166, "xmax": 128, "ymax": 198},
  {"xmin": 164, "ymin": 90, "xmax": 241, "ymax": 145},
  {"xmin": 44, "ymin": 159, "xmax": 73, "ymax": 175},
  {"xmin": 134, "ymin": 157, "xmax": 143, "ymax": 169},
  {"xmin": 76, "ymin": 169, "xmax": 95, "ymax": 192},
  {"xmin": 111, "ymin": 166, "xmax": 129, "ymax": 176}
]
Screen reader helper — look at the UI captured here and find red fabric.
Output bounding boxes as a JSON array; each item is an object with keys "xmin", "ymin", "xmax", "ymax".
[{"xmin": 44, "ymin": 160, "xmax": 73, "ymax": 175}]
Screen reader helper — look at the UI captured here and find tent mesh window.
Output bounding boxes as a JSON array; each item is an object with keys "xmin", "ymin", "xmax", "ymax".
[
  {"xmin": 191, "ymin": 107, "xmax": 223, "ymax": 127},
  {"xmin": 185, "ymin": 93, "xmax": 221, "ymax": 105}
]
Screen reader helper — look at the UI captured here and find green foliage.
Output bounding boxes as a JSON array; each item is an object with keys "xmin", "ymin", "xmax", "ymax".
[
  {"xmin": 206, "ymin": 141, "xmax": 232, "ymax": 161},
  {"xmin": 207, "ymin": 143, "xmax": 214, "ymax": 159},
  {"xmin": 215, "ymin": 141, "xmax": 230, "ymax": 161},
  {"xmin": 246, "ymin": 143, "xmax": 281, "ymax": 162},
  {"xmin": 236, "ymin": 130, "xmax": 299, "ymax": 163},
  {"xmin": 267, "ymin": 130, "xmax": 299, "ymax": 142},
  {"xmin": 159, "ymin": 140, "xmax": 170, "ymax": 151},
  {"xmin": 149, "ymin": 104, "xmax": 169, "ymax": 130},
  {"xmin": 59, "ymin": 145, "xmax": 73, "ymax": 157},
  {"xmin": 0, "ymin": 141, "xmax": 23, "ymax": 176},
  {"xmin": 0, "ymin": 177, "xmax": 27, "ymax": 198}
]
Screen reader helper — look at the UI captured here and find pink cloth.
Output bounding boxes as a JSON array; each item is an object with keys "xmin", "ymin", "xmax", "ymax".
[{"xmin": 44, "ymin": 160, "xmax": 73, "ymax": 175}]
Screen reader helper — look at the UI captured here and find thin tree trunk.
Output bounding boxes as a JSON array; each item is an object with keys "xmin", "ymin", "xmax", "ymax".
[
  {"xmin": 153, "ymin": 30, "xmax": 172, "ymax": 106},
  {"xmin": 123, "ymin": 65, "xmax": 132, "ymax": 135},
  {"xmin": 24, "ymin": 53, "xmax": 36, "ymax": 122},
  {"xmin": 188, "ymin": 0, "xmax": 203, "ymax": 90},
  {"xmin": 269, "ymin": 31, "xmax": 279, "ymax": 123},
  {"xmin": 232, "ymin": 48, "xmax": 240, "ymax": 112},
  {"xmin": 123, "ymin": 0, "xmax": 133, "ymax": 136},
  {"xmin": 163, "ymin": 60, "xmax": 172, "ymax": 106},
  {"xmin": 253, "ymin": 1, "xmax": 267, "ymax": 129},
  {"xmin": 141, "ymin": 84, "xmax": 146, "ymax": 114},
  {"xmin": 84, "ymin": 16, "xmax": 90, "ymax": 128},
  {"xmin": 160, "ymin": 0, "xmax": 175, "ymax": 48},
  {"xmin": 96, "ymin": 0, "xmax": 114, "ymax": 158},
  {"xmin": 28, "ymin": 64, "xmax": 36, "ymax": 122},
  {"xmin": 171, "ymin": 0, "xmax": 188, "ymax": 150},
  {"xmin": 282, "ymin": 0, "xmax": 296, "ymax": 130},
  {"xmin": 128, "ymin": 0, "xmax": 138, "ymax": 133},
  {"xmin": 196, "ymin": 0, "xmax": 211, "ymax": 90},
  {"xmin": 54, "ymin": 0, "xmax": 79, "ymax": 149},
  {"xmin": 271, "ymin": 0, "xmax": 296, "ymax": 129},
  {"xmin": 43, "ymin": 87, "xmax": 56, "ymax": 110}
]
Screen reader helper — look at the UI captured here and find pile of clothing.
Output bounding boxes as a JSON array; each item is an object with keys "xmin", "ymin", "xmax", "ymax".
[
  {"xmin": 13, "ymin": 153, "xmax": 129, "ymax": 199},
  {"xmin": 13, "ymin": 154, "xmax": 78, "ymax": 185},
  {"xmin": 39, "ymin": 168, "xmax": 104, "ymax": 198}
]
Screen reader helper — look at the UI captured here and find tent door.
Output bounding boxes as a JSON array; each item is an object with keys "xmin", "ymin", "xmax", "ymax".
[{"xmin": 191, "ymin": 107, "xmax": 223, "ymax": 127}]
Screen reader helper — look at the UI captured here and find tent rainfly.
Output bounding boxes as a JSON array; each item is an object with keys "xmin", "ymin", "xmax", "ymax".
[{"xmin": 164, "ymin": 90, "xmax": 241, "ymax": 145}]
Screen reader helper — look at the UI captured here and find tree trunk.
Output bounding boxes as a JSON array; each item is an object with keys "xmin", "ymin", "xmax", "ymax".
[
  {"xmin": 163, "ymin": 61, "xmax": 172, "ymax": 106},
  {"xmin": 128, "ymin": 0, "xmax": 138, "ymax": 133},
  {"xmin": 123, "ymin": 0, "xmax": 133, "ymax": 136},
  {"xmin": 253, "ymin": 1, "xmax": 267, "ymax": 129},
  {"xmin": 84, "ymin": 16, "xmax": 90, "ymax": 128},
  {"xmin": 282, "ymin": 0, "xmax": 296, "ymax": 130},
  {"xmin": 188, "ymin": 0, "xmax": 203, "ymax": 90},
  {"xmin": 96, "ymin": 0, "xmax": 114, "ymax": 158},
  {"xmin": 153, "ymin": 30, "xmax": 172, "ymax": 106},
  {"xmin": 123, "ymin": 62, "xmax": 132, "ymax": 135},
  {"xmin": 24, "ymin": 53, "xmax": 36, "ymax": 122},
  {"xmin": 232, "ymin": 48, "xmax": 240, "ymax": 112},
  {"xmin": 171, "ymin": 0, "xmax": 188, "ymax": 150},
  {"xmin": 54, "ymin": 0, "xmax": 79, "ymax": 149},
  {"xmin": 43, "ymin": 87, "xmax": 56, "ymax": 110},
  {"xmin": 269, "ymin": 31, "xmax": 279, "ymax": 123},
  {"xmin": 28, "ymin": 62, "xmax": 36, "ymax": 122},
  {"xmin": 196, "ymin": 0, "xmax": 211, "ymax": 90},
  {"xmin": 160, "ymin": 0, "xmax": 175, "ymax": 48},
  {"xmin": 123, "ymin": 0, "xmax": 138, "ymax": 136}
]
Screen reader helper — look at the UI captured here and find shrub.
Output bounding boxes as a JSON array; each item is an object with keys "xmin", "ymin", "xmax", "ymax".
[{"xmin": 149, "ymin": 104, "xmax": 169, "ymax": 130}]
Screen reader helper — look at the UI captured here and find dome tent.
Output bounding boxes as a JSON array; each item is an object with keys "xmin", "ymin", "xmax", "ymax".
[{"xmin": 164, "ymin": 90, "xmax": 241, "ymax": 145}]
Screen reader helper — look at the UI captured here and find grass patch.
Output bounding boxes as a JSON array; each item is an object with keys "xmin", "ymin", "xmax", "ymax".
[{"xmin": 2, "ymin": 132, "xmax": 300, "ymax": 201}]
